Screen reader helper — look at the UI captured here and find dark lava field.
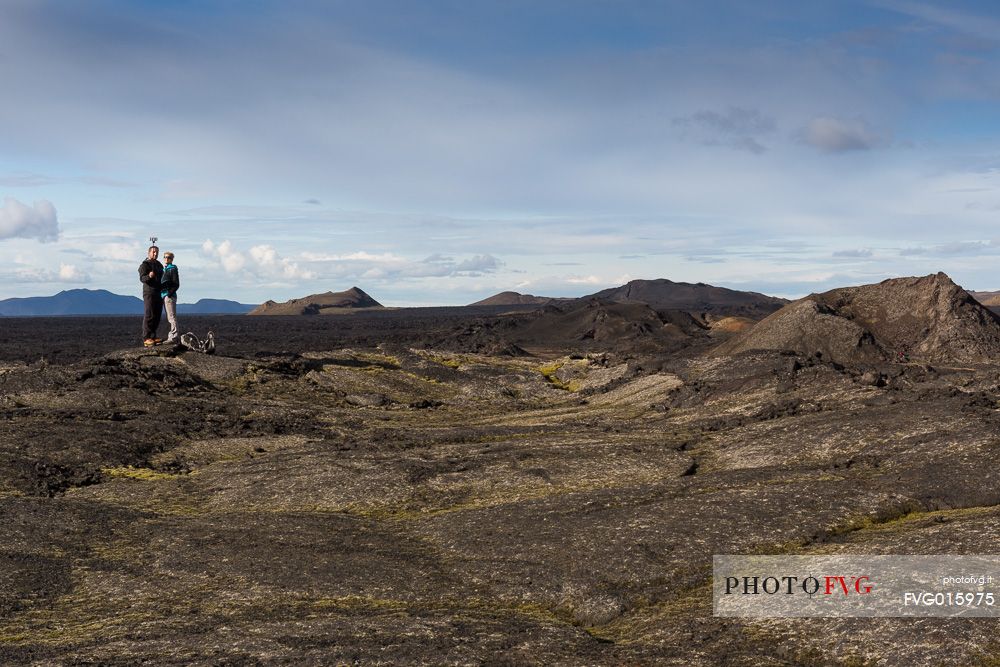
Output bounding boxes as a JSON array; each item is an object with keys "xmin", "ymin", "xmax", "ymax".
[
  {"xmin": 3, "ymin": 276, "xmax": 1000, "ymax": 665},
  {"xmin": 0, "ymin": 306, "xmax": 531, "ymax": 366}
]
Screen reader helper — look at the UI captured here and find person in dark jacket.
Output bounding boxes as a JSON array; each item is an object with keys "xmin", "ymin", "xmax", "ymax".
[
  {"xmin": 138, "ymin": 245, "xmax": 163, "ymax": 346},
  {"xmin": 160, "ymin": 251, "xmax": 180, "ymax": 344}
]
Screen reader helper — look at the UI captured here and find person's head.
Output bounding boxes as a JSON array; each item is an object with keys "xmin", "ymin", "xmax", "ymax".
[
  {"xmin": 147, "ymin": 245, "xmax": 159, "ymax": 260},
  {"xmin": 164, "ymin": 252, "xmax": 174, "ymax": 264}
]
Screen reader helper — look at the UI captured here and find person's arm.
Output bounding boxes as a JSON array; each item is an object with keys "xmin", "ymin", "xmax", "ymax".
[{"xmin": 139, "ymin": 261, "xmax": 153, "ymax": 284}]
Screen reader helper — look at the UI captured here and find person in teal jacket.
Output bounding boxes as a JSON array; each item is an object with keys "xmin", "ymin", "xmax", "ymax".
[{"xmin": 160, "ymin": 252, "xmax": 180, "ymax": 344}]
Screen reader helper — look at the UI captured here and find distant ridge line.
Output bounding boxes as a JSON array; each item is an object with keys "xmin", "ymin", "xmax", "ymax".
[{"xmin": 0, "ymin": 289, "xmax": 256, "ymax": 316}]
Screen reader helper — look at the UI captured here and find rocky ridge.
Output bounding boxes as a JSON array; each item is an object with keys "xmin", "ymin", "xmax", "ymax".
[
  {"xmin": 714, "ymin": 273, "xmax": 1000, "ymax": 364},
  {"xmin": 582, "ymin": 278, "xmax": 788, "ymax": 318}
]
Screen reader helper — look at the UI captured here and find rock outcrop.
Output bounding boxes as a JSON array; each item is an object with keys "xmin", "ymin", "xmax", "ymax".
[{"xmin": 714, "ymin": 273, "xmax": 1000, "ymax": 364}]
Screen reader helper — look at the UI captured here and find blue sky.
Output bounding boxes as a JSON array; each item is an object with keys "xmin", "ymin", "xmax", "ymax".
[{"xmin": 2, "ymin": 0, "xmax": 1000, "ymax": 305}]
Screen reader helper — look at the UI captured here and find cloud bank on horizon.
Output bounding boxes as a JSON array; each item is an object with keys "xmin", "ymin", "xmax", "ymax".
[{"xmin": 2, "ymin": 0, "xmax": 1000, "ymax": 305}]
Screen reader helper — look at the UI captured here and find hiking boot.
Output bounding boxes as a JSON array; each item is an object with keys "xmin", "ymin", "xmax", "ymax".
[
  {"xmin": 152, "ymin": 338, "xmax": 163, "ymax": 345},
  {"xmin": 143, "ymin": 339, "xmax": 156, "ymax": 347}
]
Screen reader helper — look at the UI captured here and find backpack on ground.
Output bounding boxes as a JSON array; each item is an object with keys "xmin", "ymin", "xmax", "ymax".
[{"xmin": 180, "ymin": 331, "xmax": 215, "ymax": 354}]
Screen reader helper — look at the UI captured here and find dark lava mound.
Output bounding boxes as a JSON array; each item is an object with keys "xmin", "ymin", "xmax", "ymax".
[
  {"xmin": 581, "ymin": 278, "xmax": 787, "ymax": 318},
  {"xmin": 427, "ymin": 298, "xmax": 757, "ymax": 357},
  {"xmin": 512, "ymin": 299, "xmax": 714, "ymax": 354},
  {"xmin": 250, "ymin": 286, "xmax": 382, "ymax": 315},
  {"xmin": 715, "ymin": 272, "xmax": 1000, "ymax": 364},
  {"xmin": 468, "ymin": 291, "xmax": 564, "ymax": 306}
]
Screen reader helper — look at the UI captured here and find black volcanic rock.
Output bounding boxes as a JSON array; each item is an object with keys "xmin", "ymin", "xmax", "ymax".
[
  {"xmin": 427, "ymin": 299, "xmax": 729, "ymax": 358},
  {"xmin": 579, "ymin": 278, "xmax": 787, "ymax": 318},
  {"xmin": 5, "ymin": 305, "xmax": 1000, "ymax": 664},
  {"xmin": 511, "ymin": 299, "xmax": 710, "ymax": 354},
  {"xmin": 714, "ymin": 273, "xmax": 1000, "ymax": 364},
  {"xmin": 249, "ymin": 287, "xmax": 382, "ymax": 315}
]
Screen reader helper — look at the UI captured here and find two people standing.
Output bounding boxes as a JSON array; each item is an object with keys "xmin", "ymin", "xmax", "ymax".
[{"xmin": 138, "ymin": 245, "xmax": 180, "ymax": 347}]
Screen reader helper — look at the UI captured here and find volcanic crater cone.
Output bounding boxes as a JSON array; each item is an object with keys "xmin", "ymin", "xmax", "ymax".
[
  {"xmin": 714, "ymin": 272, "xmax": 1000, "ymax": 364},
  {"xmin": 249, "ymin": 287, "xmax": 382, "ymax": 315},
  {"xmin": 469, "ymin": 291, "xmax": 565, "ymax": 306},
  {"xmin": 581, "ymin": 278, "xmax": 787, "ymax": 318}
]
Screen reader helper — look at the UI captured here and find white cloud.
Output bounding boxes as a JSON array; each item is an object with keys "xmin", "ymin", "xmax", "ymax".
[
  {"xmin": 203, "ymin": 239, "xmax": 316, "ymax": 280},
  {"xmin": 832, "ymin": 248, "xmax": 874, "ymax": 258},
  {"xmin": 878, "ymin": 1, "xmax": 1000, "ymax": 43},
  {"xmin": 95, "ymin": 241, "xmax": 142, "ymax": 262},
  {"xmin": 0, "ymin": 197, "xmax": 59, "ymax": 241},
  {"xmin": 453, "ymin": 254, "xmax": 502, "ymax": 273},
  {"xmin": 7, "ymin": 262, "xmax": 89, "ymax": 284},
  {"xmin": 249, "ymin": 244, "xmax": 315, "ymax": 280},
  {"xmin": 249, "ymin": 244, "xmax": 278, "ymax": 265},
  {"xmin": 0, "ymin": 172, "xmax": 135, "ymax": 188},
  {"xmin": 800, "ymin": 117, "xmax": 881, "ymax": 153},
  {"xmin": 900, "ymin": 241, "xmax": 994, "ymax": 257},
  {"xmin": 58, "ymin": 263, "xmax": 86, "ymax": 280},
  {"xmin": 11, "ymin": 267, "xmax": 52, "ymax": 283},
  {"xmin": 297, "ymin": 249, "xmax": 501, "ymax": 279},
  {"xmin": 361, "ymin": 267, "xmax": 387, "ymax": 279},
  {"xmin": 202, "ymin": 238, "xmax": 246, "ymax": 273},
  {"xmin": 301, "ymin": 251, "xmax": 406, "ymax": 263}
]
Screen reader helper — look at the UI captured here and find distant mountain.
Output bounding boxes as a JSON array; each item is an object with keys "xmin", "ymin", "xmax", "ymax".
[
  {"xmin": 469, "ymin": 291, "xmax": 569, "ymax": 306},
  {"xmin": 579, "ymin": 279, "xmax": 788, "ymax": 318},
  {"xmin": 179, "ymin": 299, "xmax": 257, "ymax": 314},
  {"xmin": 0, "ymin": 289, "xmax": 256, "ymax": 316},
  {"xmin": 249, "ymin": 287, "xmax": 383, "ymax": 315},
  {"xmin": 971, "ymin": 291, "xmax": 1000, "ymax": 308},
  {"xmin": 0, "ymin": 289, "xmax": 142, "ymax": 316}
]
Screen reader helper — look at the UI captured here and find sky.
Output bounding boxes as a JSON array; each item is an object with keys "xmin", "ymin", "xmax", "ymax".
[{"xmin": 3, "ymin": 0, "xmax": 1000, "ymax": 305}]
